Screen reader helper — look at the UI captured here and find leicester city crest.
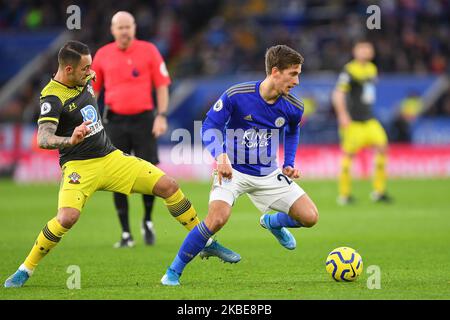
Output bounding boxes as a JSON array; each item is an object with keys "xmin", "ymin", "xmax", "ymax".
[{"xmin": 275, "ymin": 117, "xmax": 285, "ymax": 127}]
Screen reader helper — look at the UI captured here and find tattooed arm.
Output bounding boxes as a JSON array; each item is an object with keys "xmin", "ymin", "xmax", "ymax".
[{"xmin": 37, "ymin": 121, "xmax": 92, "ymax": 149}]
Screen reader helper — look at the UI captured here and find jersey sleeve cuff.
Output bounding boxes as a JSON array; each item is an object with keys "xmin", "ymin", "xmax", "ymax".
[{"xmin": 38, "ymin": 117, "xmax": 59, "ymax": 124}]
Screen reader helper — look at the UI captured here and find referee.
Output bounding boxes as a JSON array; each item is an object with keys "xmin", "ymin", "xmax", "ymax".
[{"xmin": 92, "ymin": 11, "xmax": 170, "ymax": 247}]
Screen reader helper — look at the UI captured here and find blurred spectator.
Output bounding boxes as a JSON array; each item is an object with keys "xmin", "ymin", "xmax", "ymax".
[
  {"xmin": 426, "ymin": 86, "xmax": 450, "ymax": 117},
  {"xmin": 299, "ymin": 93, "xmax": 318, "ymax": 125},
  {"xmin": 392, "ymin": 90, "xmax": 424, "ymax": 142},
  {"xmin": 170, "ymin": 0, "xmax": 449, "ymax": 77},
  {"xmin": 24, "ymin": 6, "xmax": 43, "ymax": 29}
]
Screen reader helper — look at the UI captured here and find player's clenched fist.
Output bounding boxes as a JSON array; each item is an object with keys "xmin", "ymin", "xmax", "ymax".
[
  {"xmin": 282, "ymin": 166, "xmax": 300, "ymax": 179},
  {"xmin": 70, "ymin": 120, "xmax": 92, "ymax": 145},
  {"xmin": 216, "ymin": 153, "xmax": 233, "ymax": 185}
]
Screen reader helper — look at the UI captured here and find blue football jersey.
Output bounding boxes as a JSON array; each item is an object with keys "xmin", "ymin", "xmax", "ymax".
[{"xmin": 202, "ymin": 80, "xmax": 304, "ymax": 176}]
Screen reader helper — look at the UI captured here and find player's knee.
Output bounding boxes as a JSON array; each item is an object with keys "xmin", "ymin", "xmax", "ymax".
[
  {"xmin": 205, "ymin": 201, "xmax": 231, "ymax": 233},
  {"xmin": 290, "ymin": 195, "xmax": 319, "ymax": 228},
  {"xmin": 165, "ymin": 180, "xmax": 180, "ymax": 199},
  {"xmin": 213, "ymin": 214, "xmax": 229, "ymax": 230},
  {"xmin": 300, "ymin": 206, "xmax": 319, "ymax": 228},
  {"xmin": 154, "ymin": 175, "xmax": 179, "ymax": 199},
  {"xmin": 57, "ymin": 207, "xmax": 80, "ymax": 228}
]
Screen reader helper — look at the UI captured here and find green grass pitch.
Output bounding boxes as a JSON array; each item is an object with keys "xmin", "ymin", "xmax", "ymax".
[{"xmin": 0, "ymin": 178, "xmax": 449, "ymax": 300}]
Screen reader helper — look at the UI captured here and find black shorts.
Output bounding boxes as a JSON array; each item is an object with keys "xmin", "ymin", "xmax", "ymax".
[{"xmin": 104, "ymin": 109, "xmax": 159, "ymax": 165}]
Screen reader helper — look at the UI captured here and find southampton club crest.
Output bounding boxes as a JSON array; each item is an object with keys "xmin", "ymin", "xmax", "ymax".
[{"xmin": 68, "ymin": 172, "xmax": 81, "ymax": 184}]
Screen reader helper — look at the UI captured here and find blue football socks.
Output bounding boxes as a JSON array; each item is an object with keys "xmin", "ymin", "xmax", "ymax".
[
  {"xmin": 268, "ymin": 212, "xmax": 303, "ymax": 228},
  {"xmin": 169, "ymin": 221, "xmax": 213, "ymax": 275}
]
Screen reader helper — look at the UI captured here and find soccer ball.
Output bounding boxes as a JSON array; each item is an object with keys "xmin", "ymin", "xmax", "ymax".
[{"xmin": 325, "ymin": 247, "xmax": 363, "ymax": 282}]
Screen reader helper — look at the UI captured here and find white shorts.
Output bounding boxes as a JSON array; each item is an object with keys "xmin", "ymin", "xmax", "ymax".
[{"xmin": 209, "ymin": 168, "xmax": 306, "ymax": 214}]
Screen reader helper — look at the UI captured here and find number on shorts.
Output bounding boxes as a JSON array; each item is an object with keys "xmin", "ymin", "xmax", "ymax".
[{"xmin": 277, "ymin": 173, "xmax": 292, "ymax": 185}]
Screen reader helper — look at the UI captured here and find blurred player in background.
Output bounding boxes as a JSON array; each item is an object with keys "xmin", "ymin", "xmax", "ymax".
[
  {"xmin": 92, "ymin": 11, "xmax": 169, "ymax": 247},
  {"xmin": 332, "ymin": 40, "xmax": 392, "ymax": 205},
  {"xmin": 161, "ymin": 45, "xmax": 319, "ymax": 286},
  {"xmin": 4, "ymin": 40, "xmax": 240, "ymax": 288}
]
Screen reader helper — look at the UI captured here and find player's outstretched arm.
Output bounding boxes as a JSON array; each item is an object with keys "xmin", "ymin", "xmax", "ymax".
[{"xmin": 37, "ymin": 121, "xmax": 91, "ymax": 149}]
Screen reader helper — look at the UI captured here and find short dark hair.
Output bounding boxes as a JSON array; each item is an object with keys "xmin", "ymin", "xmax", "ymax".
[
  {"xmin": 353, "ymin": 38, "xmax": 373, "ymax": 47},
  {"xmin": 58, "ymin": 40, "xmax": 90, "ymax": 67},
  {"xmin": 265, "ymin": 45, "xmax": 304, "ymax": 75}
]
